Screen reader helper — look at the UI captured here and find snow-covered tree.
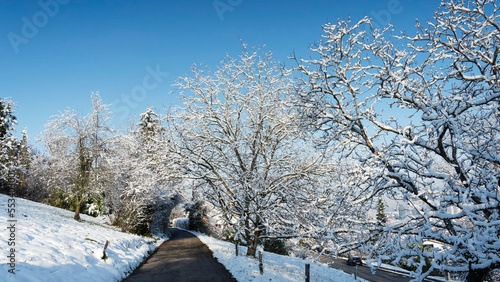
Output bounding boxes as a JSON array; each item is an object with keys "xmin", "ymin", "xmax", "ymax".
[
  {"xmin": 41, "ymin": 92, "xmax": 112, "ymax": 220},
  {"xmin": 104, "ymin": 133, "xmax": 142, "ymax": 231},
  {"xmin": 25, "ymin": 149, "xmax": 51, "ymax": 202},
  {"xmin": 168, "ymin": 47, "xmax": 328, "ymax": 257},
  {"xmin": 294, "ymin": 0, "xmax": 500, "ymax": 280},
  {"xmin": 0, "ymin": 98, "xmax": 16, "ymax": 141},
  {"xmin": 376, "ymin": 197, "xmax": 387, "ymax": 227},
  {"xmin": 14, "ymin": 129, "xmax": 30, "ymax": 197},
  {"xmin": 104, "ymin": 108, "xmax": 179, "ymax": 235},
  {"xmin": 0, "ymin": 98, "xmax": 26, "ymax": 196}
]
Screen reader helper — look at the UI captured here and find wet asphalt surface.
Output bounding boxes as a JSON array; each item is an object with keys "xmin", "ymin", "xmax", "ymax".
[{"xmin": 123, "ymin": 228, "xmax": 237, "ymax": 282}]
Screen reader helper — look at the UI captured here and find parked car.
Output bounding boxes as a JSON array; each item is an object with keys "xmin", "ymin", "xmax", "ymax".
[{"xmin": 346, "ymin": 257, "xmax": 362, "ymax": 266}]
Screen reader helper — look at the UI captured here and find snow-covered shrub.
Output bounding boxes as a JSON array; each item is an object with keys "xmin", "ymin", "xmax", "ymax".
[
  {"xmin": 185, "ymin": 201, "xmax": 212, "ymax": 235},
  {"xmin": 263, "ymin": 238, "xmax": 288, "ymax": 256}
]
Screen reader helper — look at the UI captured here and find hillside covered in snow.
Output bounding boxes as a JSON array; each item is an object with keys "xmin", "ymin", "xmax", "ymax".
[{"xmin": 0, "ymin": 194, "xmax": 165, "ymax": 281}]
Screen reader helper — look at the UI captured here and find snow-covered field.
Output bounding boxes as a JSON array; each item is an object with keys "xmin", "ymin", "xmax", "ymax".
[
  {"xmin": 0, "ymin": 194, "xmax": 165, "ymax": 282},
  {"xmin": 191, "ymin": 231, "xmax": 367, "ymax": 282}
]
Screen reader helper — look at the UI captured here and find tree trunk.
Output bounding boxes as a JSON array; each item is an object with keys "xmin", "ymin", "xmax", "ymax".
[
  {"xmin": 246, "ymin": 237, "xmax": 258, "ymax": 257},
  {"xmin": 466, "ymin": 264, "xmax": 490, "ymax": 282},
  {"xmin": 74, "ymin": 203, "xmax": 81, "ymax": 220},
  {"xmin": 246, "ymin": 229, "xmax": 262, "ymax": 257}
]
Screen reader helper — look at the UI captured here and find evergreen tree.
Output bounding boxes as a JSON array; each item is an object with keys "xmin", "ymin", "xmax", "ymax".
[
  {"xmin": 136, "ymin": 107, "xmax": 166, "ymax": 165},
  {"xmin": 368, "ymin": 196, "xmax": 388, "ymax": 247},
  {"xmin": 137, "ymin": 107, "xmax": 165, "ymax": 143},
  {"xmin": 15, "ymin": 129, "xmax": 31, "ymax": 197},
  {"xmin": 0, "ymin": 98, "xmax": 22, "ymax": 195},
  {"xmin": 376, "ymin": 196, "xmax": 387, "ymax": 226},
  {"xmin": 0, "ymin": 98, "xmax": 16, "ymax": 140},
  {"xmin": 134, "ymin": 107, "xmax": 173, "ymax": 235}
]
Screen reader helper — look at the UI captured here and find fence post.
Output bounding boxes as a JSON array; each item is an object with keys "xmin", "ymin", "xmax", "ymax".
[
  {"xmin": 235, "ymin": 243, "xmax": 239, "ymax": 256},
  {"xmin": 259, "ymin": 251, "xmax": 263, "ymax": 275},
  {"xmin": 102, "ymin": 240, "xmax": 109, "ymax": 260},
  {"xmin": 305, "ymin": 263, "xmax": 310, "ymax": 282}
]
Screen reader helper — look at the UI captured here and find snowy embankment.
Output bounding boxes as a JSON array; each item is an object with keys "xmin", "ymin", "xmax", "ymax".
[
  {"xmin": 0, "ymin": 194, "xmax": 165, "ymax": 281},
  {"xmin": 190, "ymin": 231, "xmax": 367, "ymax": 282}
]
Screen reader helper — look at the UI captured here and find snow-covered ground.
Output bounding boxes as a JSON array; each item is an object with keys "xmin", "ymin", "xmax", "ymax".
[
  {"xmin": 190, "ymin": 231, "xmax": 367, "ymax": 282},
  {"xmin": 0, "ymin": 194, "xmax": 166, "ymax": 282},
  {"xmin": 0, "ymin": 193, "xmax": 440, "ymax": 282}
]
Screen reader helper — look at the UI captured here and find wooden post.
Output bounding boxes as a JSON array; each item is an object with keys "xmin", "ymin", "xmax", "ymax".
[
  {"xmin": 259, "ymin": 251, "xmax": 263, "ymax": 275},
  {"xmin": 235, "ymin": 243, "xmax": 239, "ymax": 256},
  {"xmin": 305, "ymin": 263, "xmax": 310, "ymax": 282},
  {"xmin": 102, "ymin": 240, "xmax": 109, "ymax": 260}
]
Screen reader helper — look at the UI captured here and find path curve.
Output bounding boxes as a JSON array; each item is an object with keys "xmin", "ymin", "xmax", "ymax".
[{"xmin": 123, "ymin": 228, "xmax": 237, "ymax": 282}]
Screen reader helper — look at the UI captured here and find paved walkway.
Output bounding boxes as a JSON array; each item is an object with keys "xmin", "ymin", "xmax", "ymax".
[{"xmin": 124, "ymin": 228, "xmax": 237, "ymax": 282}]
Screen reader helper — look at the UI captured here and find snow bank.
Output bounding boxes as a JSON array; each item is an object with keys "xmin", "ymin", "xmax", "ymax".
[
  {"xmin": 190, "ymin": 231, "xmax": 366, "ymax": 282},
  {"xmin": 366, "ymin": 260, "xmax": 448, "ymax": 281},
  {"xmin": 0, "ymin": 194, "xmax": 166, "ymax": 281}
]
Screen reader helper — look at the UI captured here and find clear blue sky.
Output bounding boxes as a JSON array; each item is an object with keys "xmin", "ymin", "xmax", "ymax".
[{"xmin": 1, "ymin": 0, "xmax": 439, "ymax": 147}]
